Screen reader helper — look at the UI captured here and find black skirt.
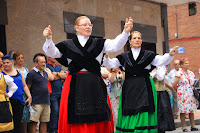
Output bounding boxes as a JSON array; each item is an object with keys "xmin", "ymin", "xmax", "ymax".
[
  {"xmin": 67, "ymin": 72, "xmax": 111, "ymax": 124},
  {"xmin": 157, "ymin": 91, "xmax": 175, "ymax": 132}
]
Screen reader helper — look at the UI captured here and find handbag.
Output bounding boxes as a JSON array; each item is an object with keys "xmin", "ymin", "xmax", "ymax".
[
  {"xmin": 193, "ymin": 88, "xmax": 199, "ymax": 99},
  {"xmin": 0, "ymin": 96, "xmax": 13, "ymax": 123}
]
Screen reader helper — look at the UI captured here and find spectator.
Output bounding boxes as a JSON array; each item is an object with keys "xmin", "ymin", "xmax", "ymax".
[
  {"xmin": 150, "ymin": 66, "xmax": 175, "ymax": 133},
  {"xmin": 173, "ymin": 58, "xmax": 199, "ymax": 132},
  {"xmin": 108, "ymin": 67, "xmax": 124, "ymax": 130},
  {"xmin": 169, "ymin": 60, "xmax": 180, "ymax": 119},
  {"xmin": 0, "ymin": 72, "xmax": 18, "ymax": 132},
  {"xmin": 26, "ymin": 53, "xmax": 53, "ymax": 133},
  {"xmin": 46, "ymin": 57, "xmax": 67, "ymax": 133},
  {"xmin": 1, "ymin": 55, "xmax": 32, "ymax": 133},
  {"xmin": 164, "ymin": 65, "xmax": 174, "ymax": 107},
  {"xmin": 13, "ymin": 51, "xmax": 30, "ymax": 133}
]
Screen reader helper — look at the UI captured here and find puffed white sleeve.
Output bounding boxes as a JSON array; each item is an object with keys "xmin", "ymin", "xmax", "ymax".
[
  {"xmin": 151, "ymin": 53, "xmax": 174, "ymax": 66},
  {"xmin": 4, "ymin": 75, "xmax": 18, "ymax": 98},
  {"xmin": 155, "ymin": 66, "xmax": 166, "ymax": 81},
  {"xmin": 103, "ymin": 57, "xmax": 121, "ymax": 68},
  {"xmin": 43, "ymin": 38, "xmax": 62, "ymax": 58},
  {"xmin": 103, "ymin": 31, "xmax": 130, "ymax": 53}
]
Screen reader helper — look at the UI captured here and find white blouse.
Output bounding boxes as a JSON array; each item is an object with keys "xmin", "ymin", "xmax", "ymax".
[
  {"xmin": 43, "ymin": 31, "xmax": 130, "ymax": 71},
  {"xmin": 103, "ymin": 47, "xmax": 174, "ymax": 70},
  {"xmin": 150, "ymin": 66, "xmax": 166, "ymax": 81},
  {"xmin": 0, "ymin": 74, "xmax": 18, "ymax": 98}
]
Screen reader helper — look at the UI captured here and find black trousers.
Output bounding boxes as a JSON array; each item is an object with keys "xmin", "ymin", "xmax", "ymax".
[{"xmin": 8, "ymin": 98, "xmax": 24, "ymax": 133}]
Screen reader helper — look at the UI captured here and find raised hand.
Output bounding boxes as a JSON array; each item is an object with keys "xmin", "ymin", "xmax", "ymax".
[
  {"xmin": 43, "ymin": 25, "xmax": 52, "ymax": 39},
  {"xmin": 169, "ymin": 46, "xmax": 179, "ymax": 56},
  {"xmin": 124, "ymin": 17, "xmax": 133, "ymax": 34}
]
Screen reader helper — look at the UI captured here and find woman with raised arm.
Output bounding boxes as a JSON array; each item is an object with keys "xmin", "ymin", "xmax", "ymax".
[
  {"xmin": 43, "ymin": 16, "xmax": 133, "ymax": 133},
  {"xmin": 104, "ymin": 31, "xmax": 178, "ymax": 133}
]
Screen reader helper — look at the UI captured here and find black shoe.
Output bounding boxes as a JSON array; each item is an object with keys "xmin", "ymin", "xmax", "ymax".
[
  {"xmin": 191, "ymin": 127, "xmax": 199, "ymax": 131},
  {"xmin": 182, "ymin": 128, "xmax": 188, "ymax": 132}
]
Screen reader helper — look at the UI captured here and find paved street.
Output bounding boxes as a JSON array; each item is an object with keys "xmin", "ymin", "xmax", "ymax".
[
  {"xmin": 167, "ymin": 109, "xmax": 200, "ymax": 133},
  {"xmin": 166, "ymin": 125, "xmax": 200, "ymax": 133}
]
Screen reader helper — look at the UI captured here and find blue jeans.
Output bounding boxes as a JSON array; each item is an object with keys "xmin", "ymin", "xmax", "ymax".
[{"xmin": 50, "ymin": 94, "xmax": 61, "ymax": 132}]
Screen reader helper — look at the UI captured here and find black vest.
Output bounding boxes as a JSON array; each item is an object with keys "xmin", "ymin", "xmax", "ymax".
[
  {"xmin": 56, "ymin": 36, "xmax": 105, "ymax": 75},
  {"xmin": 55, "ymin": 37, "xmax": 111, "ymax": 124},
  {"xmin": 117, "ymin": 49, "xmax": 157, "ymax": 115}
]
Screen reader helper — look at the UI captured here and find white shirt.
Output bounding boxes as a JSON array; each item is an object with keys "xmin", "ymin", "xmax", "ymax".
[
  {"xmin": 0, "ymin": 74, "xmax": 18, "ymax": 98},
  {"xmin": 103, "ymin": 47, "xmax": 174, "ymax": 70},
  {"xmin": 43, "ymin": 31, "xmax": 130, "ymax": 71},
  {"xmin": 150, "ymin": 66, "xmax": 166, "ymax": 81}
]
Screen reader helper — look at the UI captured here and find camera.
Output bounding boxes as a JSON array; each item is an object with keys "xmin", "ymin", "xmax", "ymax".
[{"xmin": 117, "ymin": 71, "xmax": 123, "ymax": 82}]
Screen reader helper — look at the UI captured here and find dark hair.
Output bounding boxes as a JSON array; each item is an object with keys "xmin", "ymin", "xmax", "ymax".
[
  {"xmin": 2, "ymin": 54, "xmax": 13, "ymax": 62},
  {"xmin": 33, "ymin": 53, "xmax": 47, "ymax": 63},
  {"xmin": 13, "ymin": 51, "xmax": 23, "ymax": 60},
  {"xmin": 129, "ymin": 31, "xmax": 142, "ymax": 41}
]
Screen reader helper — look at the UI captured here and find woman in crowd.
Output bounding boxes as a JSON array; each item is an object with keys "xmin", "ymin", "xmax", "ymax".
[
  {"xmin": 150, "ymin": 66, "xmax": 175, "ymax": 133},
  {"xmin": 104, "ymin": 31, "xmax": 178, "ymax": 133},
  {"xmin": 1, "ymin": 55, "xmax": 32, "ymax": 133},
  {"xmin": 108, "ymin": 67, "xmax": 125, "ymax": 130},
  {"xmin": 0, "ymin": 71, "xmax": 18, "ymax": 132},
  {"xmin": 173, "ymin": 58, "xmax": 199, "ymax": 132},
  {"xmin": 164, "ymin": 65, "xmax": 174, "ymax": 107},
  {"xmin": 42, "ymin": 16, "xmax": 133, "ymax": 133},
  {"xmin": 13, "ymin": 51, "xmax": 30, "ymax": 133}
]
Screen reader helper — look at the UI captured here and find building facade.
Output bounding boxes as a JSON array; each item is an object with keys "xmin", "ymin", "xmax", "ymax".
[
  {"xmin": 0, "ymin": 0, "xmax": 167, "ymax": 69},
  {"xmin": 168, "ymin": 2, "xmax": 200, "ymax": 76}
]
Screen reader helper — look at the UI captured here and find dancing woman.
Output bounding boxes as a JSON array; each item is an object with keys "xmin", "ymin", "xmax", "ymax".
[
  {"xmin": 43, "ymin": 16, "xmax": 133, "ymax": 133},
  {"xmin": 104, "ymin": 31, "xmax": 178, "ymax": 133}
]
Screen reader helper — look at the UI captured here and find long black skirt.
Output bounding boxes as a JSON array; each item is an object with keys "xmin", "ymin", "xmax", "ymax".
[{"xmin": 157, "ymin": 91, "xmax": 175, "ymax": 132}]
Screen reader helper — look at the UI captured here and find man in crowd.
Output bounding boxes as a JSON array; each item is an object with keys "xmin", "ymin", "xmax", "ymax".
[
  {"xmin": 46, "ymin": 57, "xmax": 67, "ymax": 133},
  {"xmin": 26, "ymin": 53, "xmax": 54, "ymax": 133},
  {"xmin": 169, "ymin": 59, "xmax": 180, "ymax": 119}
]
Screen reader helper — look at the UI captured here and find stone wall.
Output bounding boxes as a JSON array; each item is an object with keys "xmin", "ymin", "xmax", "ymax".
[{"xmin": 6, "ymin": 0, "xmax": 164, "ymax": 69}]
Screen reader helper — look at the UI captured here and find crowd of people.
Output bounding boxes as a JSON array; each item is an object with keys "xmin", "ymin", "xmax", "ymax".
[{"xmin": 0, "ymin": 15, "xmax": 199, "ymax": 133}]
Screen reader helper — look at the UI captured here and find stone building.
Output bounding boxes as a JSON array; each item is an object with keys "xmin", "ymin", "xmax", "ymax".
[{"xmin": 0, "ymin": 0, "xmax": 174, "ymax": 69}]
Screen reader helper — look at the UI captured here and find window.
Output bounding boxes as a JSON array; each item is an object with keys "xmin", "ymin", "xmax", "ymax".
[{"xmin": 189, "ymin": 3, "xmax": 197, "ymax": 16}]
